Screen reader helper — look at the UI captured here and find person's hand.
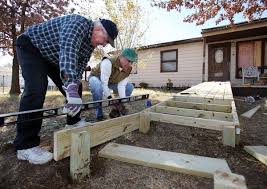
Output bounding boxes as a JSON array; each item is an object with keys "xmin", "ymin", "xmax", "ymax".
[
  {"xmin": 63, "ymin": 83, "xmax": 82, "ymax": 117},
  {"xmin": 85, "ymin": 66, "xmax": 91, "ymax": 71}
]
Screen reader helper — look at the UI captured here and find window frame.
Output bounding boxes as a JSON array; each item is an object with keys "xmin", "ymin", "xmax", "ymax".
[{"xmin": 160, "ymin": 49, "xmax": 178, "ymax": 73}]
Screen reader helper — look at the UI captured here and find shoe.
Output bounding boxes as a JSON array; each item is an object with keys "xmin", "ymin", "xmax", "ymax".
[
  {"xmin": 96, "ymin": 115, "xmax": 106, "ymax": 121},
  {"xmin": 65, "ymin": 119, "xmax": 92, "ymax": 128},
  {"xmin": 17, "ymin": 146, "xmax": 53, "ymax": 165},
  {"xmin": 109, "ymin": 108, "xmax": 121, "ymax": 118}
]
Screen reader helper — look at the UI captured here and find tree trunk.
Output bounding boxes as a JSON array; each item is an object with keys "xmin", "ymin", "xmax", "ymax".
[
  {"xmin": 9, "ymin": 7, "xmax": 21, "ymax": 95},
  {"xmin": 9, "ymin": 54, "xmax": 21, "ymax": 95}
]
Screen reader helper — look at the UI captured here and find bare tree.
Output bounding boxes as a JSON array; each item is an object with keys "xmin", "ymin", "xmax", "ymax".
[{"xmin": 0, "ymin": 0, "xmax": 76, "ymax": 95}]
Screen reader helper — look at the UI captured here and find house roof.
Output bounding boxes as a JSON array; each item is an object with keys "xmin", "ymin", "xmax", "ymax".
[
  {"xmin": 138, "ymin": 37, "xmax": 203, "ymax": 50},
  {"xmin": 122, "ymin": 17, "xmax": 267, "ymax": 51},
  {"xmin": 202, "ymin": 17, "xmax": 267, "ymax": 34}
]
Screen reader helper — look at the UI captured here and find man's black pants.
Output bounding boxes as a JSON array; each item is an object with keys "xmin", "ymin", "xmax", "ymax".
[{"xmin": 14, "ymin": 34, "xmax": 82, "ymax": 150}]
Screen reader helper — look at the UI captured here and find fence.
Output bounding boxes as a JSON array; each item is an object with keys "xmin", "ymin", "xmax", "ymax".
[
  {"xmin": 0, "ymin": 75, "xmax": 58, "ymax": 94},
  {"xmin": 0, "ymin": 75, "xmax": 12, "ymax": 94}
]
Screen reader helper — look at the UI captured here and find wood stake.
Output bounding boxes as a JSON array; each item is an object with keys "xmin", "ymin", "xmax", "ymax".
[{"xmin": 70, "ymin": 131, "xmax": 90, "ymax": 181}]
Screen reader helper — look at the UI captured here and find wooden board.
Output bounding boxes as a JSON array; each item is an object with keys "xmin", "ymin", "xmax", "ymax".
[
  {"xmin": 166, "ymin": 100, "xmax": 232, "ymax": 113},
  {"xmin": 214, "ymin": 170, "xmax": 247, "ymax": 189},
  {"xmin": 155, "ymin": 105, "xmax": 233, "ymax": 122},
  {"xmin": 244, "ymin": 146, "xmax": 267, "ymax": 165},
  {"xmin": 173, "ymin": 82, "xmax": 233, "ymax": 106},
  {"xmin": 241, "ymin": 105, "xmax": 261, "ymax": 119},
  {"xmin": 54, "ymin": 113, "xmax": 140, "ymax": 161},
  {"xmin": 149, "ymin": 112, "xmax": 234, "ymax": 131},
  {"xmin": 99, "ymin": 143, "xmax": 231, "ymax": 178},
  {"xmin": 231, "ymin": 101, "xmax": 240, "ymax": 145}
]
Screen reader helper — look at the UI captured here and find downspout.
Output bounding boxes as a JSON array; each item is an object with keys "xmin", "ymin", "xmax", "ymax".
[{"xmin": 202, "ymin": 37, "xmax": 206, "ymax": 82}]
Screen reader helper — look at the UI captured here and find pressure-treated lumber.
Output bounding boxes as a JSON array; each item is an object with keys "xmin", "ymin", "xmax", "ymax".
[
  {"xmin": 223, "ymin": 126, "xmax": 236, "ymax": 147},
  {"xmin": 166, "ymin": 100, "xmax": 232, "ymax": 113},
  {"xmin": 231, "ymin": 101, "xmax": 240, "ymax": 145},
  {"xmin": 139, "ymin": 111, "xmax": 151, "ymax": 133},
  {"xmin": 173, "ymin": 82, "xmax": 233, "ymax": 106},
  {"xmin": 70, "ymin": 131, "xmax": 90, "ymax": 181},
  {"xmin": 149, "ymin": 112, "xmax": 234, "ymax": 131},
  {"xmin": 241, "ymin": 105, "xmax": 261, "ymax": 119},
  {"xmin": 214, "ymin": 170, "xmax": 247, "ymax": 189},
  {"xmin": 155, "ymin": 105, "xmax": 233, "ymax": 122},
  {"xmin": 99, "ymin": 143, "xmax": 231, "ymax": 178},
  {"xmin": 54, "ymin": 113, "xmax": 140, "ymax": 161},
  {"xmin": 244, "ymin": 146, "xmax": 267, "ymax": 165},
  {"xmin": 173, "ymin": 95, "xmax": 232, "ymax": 106}
]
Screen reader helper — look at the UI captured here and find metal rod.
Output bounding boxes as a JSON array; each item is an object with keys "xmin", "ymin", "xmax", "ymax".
[{"xmin": 0, "ymin": 94, "xmax": 149, "ymax": 126}]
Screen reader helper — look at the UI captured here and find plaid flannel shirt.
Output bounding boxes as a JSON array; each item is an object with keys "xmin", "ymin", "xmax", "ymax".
[{"xmin": 25, "ymin": 14, "xmax": 94, "ymax": 86}]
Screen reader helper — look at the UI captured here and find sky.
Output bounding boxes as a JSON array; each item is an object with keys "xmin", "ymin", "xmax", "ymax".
[{"xmin": 0, "ymin": 0, "xmax": 266, "ymax": 66}]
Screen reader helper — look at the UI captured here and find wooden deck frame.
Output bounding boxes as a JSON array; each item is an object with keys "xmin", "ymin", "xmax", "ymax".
[
  {"xmin": 145, "ymin": 82, "xmax": 239, "ymax": 147},
  {"xmin": 54, "ymin": 113, "xmax": 140, "ymax": 161},
  {"xmin": 53, "ymin": 82, "xmax": 240, "ymax": 181}
]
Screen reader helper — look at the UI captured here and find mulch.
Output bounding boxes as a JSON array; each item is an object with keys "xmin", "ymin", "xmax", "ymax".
[{"xmin": 0, "ymin": 97, "xmax": 266, "ymax": 189}]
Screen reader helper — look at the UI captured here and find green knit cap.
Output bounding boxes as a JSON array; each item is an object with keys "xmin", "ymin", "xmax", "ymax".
[{"xmin": 121, "ymin": 48, "xmax": 138, "ymax": 63}]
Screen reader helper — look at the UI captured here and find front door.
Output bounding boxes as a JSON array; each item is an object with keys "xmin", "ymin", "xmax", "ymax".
[{"xmin": 208, "ymin": 43, "xmax": 231, "ymax": 81}]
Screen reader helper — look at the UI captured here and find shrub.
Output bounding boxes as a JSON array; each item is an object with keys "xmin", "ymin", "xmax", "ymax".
[{"xmin": 139, "ymin": 82, "xmax": 148, "ymax": 88}]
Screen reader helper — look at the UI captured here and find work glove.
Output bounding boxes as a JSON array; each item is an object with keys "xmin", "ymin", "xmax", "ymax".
[
  {"xmin": 63, "ymin": 83, "xmax": 82, "ymax": 117},
  {"xmin": 109, "ymin": 102, "xmax": 128, "ymax": 118}
]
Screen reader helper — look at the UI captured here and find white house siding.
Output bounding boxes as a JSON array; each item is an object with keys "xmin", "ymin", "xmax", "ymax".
[{"xmin": 129, "ymin": 42, "xmax": 203, "ymax": 88}]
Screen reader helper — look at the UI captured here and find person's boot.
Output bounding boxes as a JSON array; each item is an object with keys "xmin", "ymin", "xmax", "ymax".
[
  {"xmin": 119, "ymin": 104, "xmax": 129, "ymax": 116},
  {"xmin": 109, "ymin": 108, "xmax": 121, "ymax": 118}
]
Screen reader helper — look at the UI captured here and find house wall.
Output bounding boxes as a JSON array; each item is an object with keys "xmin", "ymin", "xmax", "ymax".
[
  {"xmin": 204, "ymin": 35, "xmax": 267, "ymax": 85},
  {"xmin": 129, "ymin": 42, "xmax": 203, "ymax": 88}
]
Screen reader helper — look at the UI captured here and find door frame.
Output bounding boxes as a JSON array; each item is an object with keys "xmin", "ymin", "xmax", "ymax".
[{"xmin": 208, "ymin": 42, "xmax": 231, "ymax": 81}]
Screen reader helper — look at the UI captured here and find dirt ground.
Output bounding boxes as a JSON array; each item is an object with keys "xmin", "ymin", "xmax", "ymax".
[{"xmin": 0, "ymin": 89, "xmax": 266, "ymax": 189}]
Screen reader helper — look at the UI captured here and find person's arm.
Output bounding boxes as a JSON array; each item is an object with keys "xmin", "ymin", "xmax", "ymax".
[
  {"xmin": 59, "ymin": 17, "xmax": 93, "ymax": 86},
  {"xmin": 100, "ymin": 59, "xmax": 112, "ymax": 99},
  {"xmin": 117, "ymin": 78, "xmax": 129, "ymax": 98}
]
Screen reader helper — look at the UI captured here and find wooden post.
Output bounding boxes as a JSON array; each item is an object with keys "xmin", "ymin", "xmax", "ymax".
[
  {"xmin": 214, "ymin": 170, "xmax": 247, "ymax": 189},
  {"xmin": 70, "ymin": 131, "xmax": 90, "ymax": 181},
  {"xmin": 139, "ymin": 111, "xmax": 150, "ymax": 133},
  {"xmin": 223, "ymin": 126, "xmax": 236, "ymax": 147},
  {"xmin": 231, "ymin": 101, "xmax": 240, "ymax": 145}
]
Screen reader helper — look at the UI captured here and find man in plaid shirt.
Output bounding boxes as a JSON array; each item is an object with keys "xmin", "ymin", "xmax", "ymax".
[{"xmin": 15, "ymin": 14, "xmax": 118, "ymax": 164}]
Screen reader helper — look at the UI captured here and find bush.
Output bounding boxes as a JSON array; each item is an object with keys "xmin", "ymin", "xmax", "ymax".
[
  {"xmin": 166, "ymin": 79, "xmax": 173, "ymax": 90},
  {"xmin": 139, "ymin": 82, "xmax": 148, "ymax": 88}
]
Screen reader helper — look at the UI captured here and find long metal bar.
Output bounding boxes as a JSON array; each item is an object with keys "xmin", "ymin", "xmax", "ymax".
[{"xmin": 0, "ymin": 94, "xmax": 149, "ymax": 126}]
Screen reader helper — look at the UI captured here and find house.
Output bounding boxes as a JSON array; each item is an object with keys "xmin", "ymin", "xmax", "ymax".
[
  {"xmin": 129, "ymin": 18, "xmax": 267, "ymax": 96},
  {"xmin": 130, "ymin": 37, "xmax": 203, "ymax": 88}
]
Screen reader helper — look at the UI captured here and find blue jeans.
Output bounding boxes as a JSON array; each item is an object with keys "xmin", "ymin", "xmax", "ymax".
[
  {"xmin": 89, "ymin": 76, "xmax": 134, "ymax": 119},
  {"xmin": 14, "ymin": 34, "xmax": 82, "ymax": 150}
]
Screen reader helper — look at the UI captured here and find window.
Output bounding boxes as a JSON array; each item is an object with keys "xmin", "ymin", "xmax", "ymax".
[
  {"xmin": 160, "ymin": 49, "xmax": 178, "ymax": 72},
  {"xmin": 236, "ymin": 41, "xmax": 262, "ymax": 78}
]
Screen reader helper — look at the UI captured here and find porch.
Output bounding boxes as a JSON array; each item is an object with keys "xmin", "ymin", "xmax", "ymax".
[{"xmin": 232, "ymin": 84, "xmax": 267, "ymax": 97}]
